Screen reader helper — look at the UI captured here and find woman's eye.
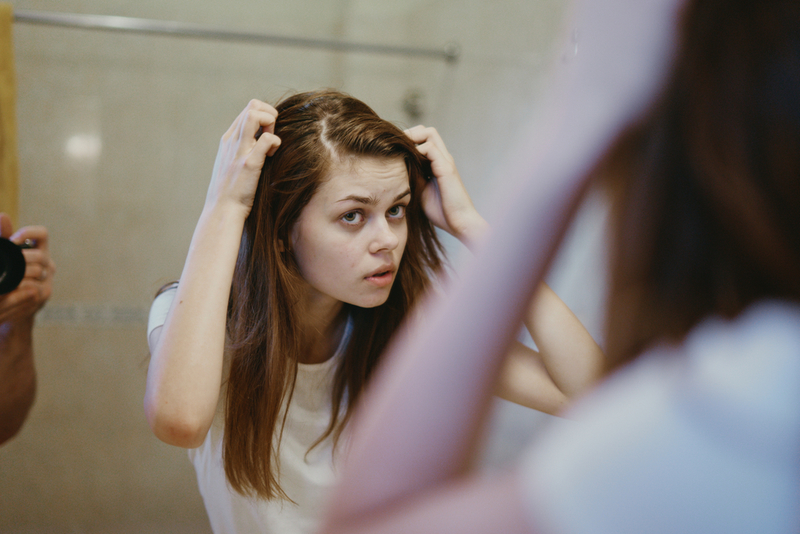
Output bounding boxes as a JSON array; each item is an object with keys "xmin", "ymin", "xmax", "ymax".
[
  {"xmin": 387, "ymin": 205, "xmax": 406, "ymax": 218},
  {"xmin": 342, "ymin": 211, "xmax": 363, "ymax": 224}
]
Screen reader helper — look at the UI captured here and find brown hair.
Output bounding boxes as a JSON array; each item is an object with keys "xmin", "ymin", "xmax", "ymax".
[
  {"xmin": 601, "ymin": 0, "xmax": 800, "ymax": 372},
  {"xmin": 223, "ymin": 90, "xmax": 445, "ymax": 499}
]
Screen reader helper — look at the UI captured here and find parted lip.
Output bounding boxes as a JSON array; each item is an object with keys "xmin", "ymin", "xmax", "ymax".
[{"xmin": 365, "ymin": 264, "xmax": 395, "ymax": 278}]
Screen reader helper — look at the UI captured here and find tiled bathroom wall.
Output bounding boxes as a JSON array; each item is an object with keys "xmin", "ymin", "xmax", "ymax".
[{"xmin": 0, "ymin": 1, "xmax": 607, "ymax": 531}]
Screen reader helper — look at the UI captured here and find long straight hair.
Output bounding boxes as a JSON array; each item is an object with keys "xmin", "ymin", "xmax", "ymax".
[
  {"xmin": 223, "ymin": 90, "xmax": 445, "ymax": 499},
  {"xmin": 601, "ymin": 0, "xmax": 800, "ymax": 372}
]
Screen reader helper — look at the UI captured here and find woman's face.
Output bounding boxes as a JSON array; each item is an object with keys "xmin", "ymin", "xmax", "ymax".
[{"xmin": 290, "ymin": 155, "xmax": 410, "ymax": 310}]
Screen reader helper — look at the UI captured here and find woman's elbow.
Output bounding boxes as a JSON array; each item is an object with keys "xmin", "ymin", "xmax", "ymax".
[{"xmin": 143, "ymin": 394, "xmax": 209, "ymax": 448}]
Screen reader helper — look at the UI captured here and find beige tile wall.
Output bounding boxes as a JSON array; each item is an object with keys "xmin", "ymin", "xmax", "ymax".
[{"xmin": 0, "ymin": 0, "xmax": 606, "ymax": 531}]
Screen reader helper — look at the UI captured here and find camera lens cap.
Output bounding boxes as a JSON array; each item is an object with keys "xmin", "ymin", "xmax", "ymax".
[{"xmin": 0, "ymin": 238, "xmax": 26, "ymax": 294}]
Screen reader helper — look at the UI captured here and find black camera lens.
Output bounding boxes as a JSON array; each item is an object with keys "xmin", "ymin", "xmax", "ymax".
[{"xmin": 0, "ymin": 238, "xmax": 27, "ymax": 294}]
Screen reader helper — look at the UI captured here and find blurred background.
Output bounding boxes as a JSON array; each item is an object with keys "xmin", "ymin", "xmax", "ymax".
[{"xmin": 0, "ymin": 0, "xmax": 608, "ymax": 531}]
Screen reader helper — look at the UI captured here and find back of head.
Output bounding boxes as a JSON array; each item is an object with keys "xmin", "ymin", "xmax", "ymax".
[{"xmin": 603, "ymin": 0, "xmax": 800, "ymax": 371}]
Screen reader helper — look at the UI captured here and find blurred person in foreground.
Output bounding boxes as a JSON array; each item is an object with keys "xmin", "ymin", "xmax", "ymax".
[{"xmin": 319, "ymin": 0, "xmax": 800, "ymax": 532}]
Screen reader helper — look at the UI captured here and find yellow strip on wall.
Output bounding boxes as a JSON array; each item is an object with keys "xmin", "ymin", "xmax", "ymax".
[{"xmin": 0, "ymin": 3, "xmax": 18, "ymax": 226}]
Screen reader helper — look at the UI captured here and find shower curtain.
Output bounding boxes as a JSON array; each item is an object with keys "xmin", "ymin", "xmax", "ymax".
[{"xmin": 0, "ymin": 3, "xmax": 18, "ymax": 224}]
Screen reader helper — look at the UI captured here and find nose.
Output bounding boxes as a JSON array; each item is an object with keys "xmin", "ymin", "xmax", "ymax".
[{"xmin": 368, "ymin": 218, "xmax": 401, "ymax": 254}]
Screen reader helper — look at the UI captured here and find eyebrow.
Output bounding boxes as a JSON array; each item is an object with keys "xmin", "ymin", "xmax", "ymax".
[{"xmin": 337, "ymin": 188, "xmax": 411, "ymax": 206}]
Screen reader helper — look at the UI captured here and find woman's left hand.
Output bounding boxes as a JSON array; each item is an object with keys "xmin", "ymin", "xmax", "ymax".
[{"xmin": 405, "ymin": 126, "xmax": 488, "ymax": 249}]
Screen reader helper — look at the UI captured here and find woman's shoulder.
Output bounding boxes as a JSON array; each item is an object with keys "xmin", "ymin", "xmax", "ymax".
[
  {"xmin": 677, "ymin": 299, "xmax": 800, "ymax": 424},
  {"xmin": 678, "ymin": 299, "xmax": 800, "ymax": 390},
  {"xmin": 516, "ymin": 299, "xmax": 800, "ymax": 534},
  {"xmin": 691, "ymin": 299, "xmax": 800, "ymax": 346}
]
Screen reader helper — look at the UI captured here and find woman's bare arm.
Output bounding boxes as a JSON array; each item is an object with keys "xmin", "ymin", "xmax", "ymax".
[
  {"xmin": 408, "ymin": 127, "xmax": 603, "ymax": 416},
  {"xmin": 495, "ymin": 283, "xmax": 603, "ymax": 415},
  {"xmin": 144, "ymin": 100, "xmax": 281, "ymax": 448}
]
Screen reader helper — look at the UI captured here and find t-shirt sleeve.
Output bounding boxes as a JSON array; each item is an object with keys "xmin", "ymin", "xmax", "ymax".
[
  {"xmin": 517, "ymin": 353, "xmax": 685, "ymax": 534},
  {"xmin": 147, "ymin": 285, "xmax": 177, "ymax": 350}
]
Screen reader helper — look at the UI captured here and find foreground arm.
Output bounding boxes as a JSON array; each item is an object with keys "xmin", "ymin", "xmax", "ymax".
[
  {"xmin": 321, "ymin": 0, "xmax": 685, "ymax": 531},
  {"xmin": 406, "ymin": 126, "xmax": 603, "ymax": 416},
  {"xmin": 144, "ymin": 100, "xmax": 281, "ymax": 448},
  {"xmin": 0, "ymin": 215, "xmax": 54, "ymax": 445}
]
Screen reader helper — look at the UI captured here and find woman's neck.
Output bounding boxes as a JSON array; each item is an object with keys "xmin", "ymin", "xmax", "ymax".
[{"xmin": 296, "ymin": 292, "xmax": 346, "ymax": 364}]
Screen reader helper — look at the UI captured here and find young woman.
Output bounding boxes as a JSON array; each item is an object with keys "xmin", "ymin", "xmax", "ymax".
[
  {"xmin": 320, "ymin": 0, "xmax": 800, "ymax": 533},
  {"xmin": 144, "ymin": 90, "xmax": 602, "ymax": 533}
]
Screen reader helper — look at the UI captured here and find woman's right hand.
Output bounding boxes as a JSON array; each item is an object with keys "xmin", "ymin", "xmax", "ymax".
[{"xmin": 205, "ymin": 99, "xmax": 282, "ymax": 216}]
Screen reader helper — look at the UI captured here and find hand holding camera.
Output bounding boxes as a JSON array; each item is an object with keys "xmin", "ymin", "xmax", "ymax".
[{"xmin": 0, "ymin": 213, "xmax": 54, "ymax": 324}]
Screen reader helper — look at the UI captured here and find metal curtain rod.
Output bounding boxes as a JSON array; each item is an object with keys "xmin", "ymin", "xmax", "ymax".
[{"xmin": 13, "ymin": 10, "xmax": 460, "ymax": 63}]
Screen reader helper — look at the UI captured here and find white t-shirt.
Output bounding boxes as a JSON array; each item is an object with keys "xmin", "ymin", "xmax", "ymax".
[
  {"xmin": 519, "ymin": 300, "xmax": 800, "ymax": 533},
  {"xmin": 148, "ymin": 287, "xmax": 352, "ymax": 534}
]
